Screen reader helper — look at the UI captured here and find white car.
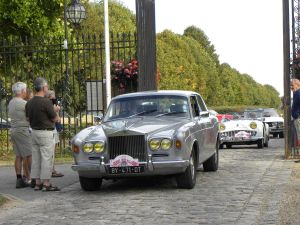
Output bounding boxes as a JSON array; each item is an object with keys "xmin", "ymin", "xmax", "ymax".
[
  {"xmin": 219, "ymin": 109, "xmax": 269, "ymax": 149},
  {"xmin": 262, "ymin": 108, "xmax": 284, "ymax": 138}
]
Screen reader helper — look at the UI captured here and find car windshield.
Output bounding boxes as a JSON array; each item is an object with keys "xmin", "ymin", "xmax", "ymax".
[
  {"xmin": 244, "ymin": 110, "xmax": 264, "ymax": 120},
  {"xmin": 104, "ymin": 95, "xmax": 190, "ymax": 121},
  {"xmin": 263, "ymin": 108, "xmax": 279, "ymax": 117}
]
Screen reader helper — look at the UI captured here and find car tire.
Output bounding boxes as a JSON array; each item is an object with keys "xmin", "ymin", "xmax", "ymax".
[
  {"xmin": 264, "ymin": 136, "xmax": 269, "ymax": 147},
  {"xmin": 219, "ymin": 144, "xmax": 224, "ymax": 149},
  {"xmin": 176, "ymin": 150, "xmax": 196, "ymax": 189},
  {"xmin": 273, "ymin": 133, "xmax": 278, "ymax": 138},
  {"xmin": 226, "ymin": 143, "xmax": 232, "ymax": 149},
  {"xmin": 203, "ymin": 141, "xmax": 219, "ymax": 172},
  {"xmin": 279, "ymin": 132, "xmax": 284, "ymax": 138},
  {"xmin": 79, "ymin": 176, "xmax": 102, "ymax": 191},
  {"xmin": 257, "ymin": 139, "xmax": 264, "ymax": 149}
]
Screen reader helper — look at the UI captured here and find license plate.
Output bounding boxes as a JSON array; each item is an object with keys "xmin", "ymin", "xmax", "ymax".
[{"xmin": 108, "ymin": 165, "xmax": 145, "ymax": 174}]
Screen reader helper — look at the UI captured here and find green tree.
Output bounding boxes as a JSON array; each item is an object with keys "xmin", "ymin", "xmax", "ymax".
[
  {"xmin": 79, "ymin": 0, "xmax": 136, "ymax": 35},
  {"xmin": 0, "ymin": 0, "xmax": 65, "ymax": 38},
  {"xmin": 183, "ymin": 26, "xmax": 219, "ymax": 66}
]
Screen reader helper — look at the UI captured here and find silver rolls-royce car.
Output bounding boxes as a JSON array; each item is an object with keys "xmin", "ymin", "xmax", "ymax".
[{"xmin": 71, "ymin": 90, "xmax": 219, "ymax": 191}]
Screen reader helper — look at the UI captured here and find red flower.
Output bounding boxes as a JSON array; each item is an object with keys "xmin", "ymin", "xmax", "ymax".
[{"xmin": 111, "ymin": 59, "xmax": 138, "ymax": 90}]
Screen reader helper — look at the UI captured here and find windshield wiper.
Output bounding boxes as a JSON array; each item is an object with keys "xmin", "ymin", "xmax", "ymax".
[
  {"xmin": 155, "ymin": 111, "xmax": 186, "ymax": 117},
  {"xmin": 127, "ymin": 109, "xmax": 157, "ymax": 118}
]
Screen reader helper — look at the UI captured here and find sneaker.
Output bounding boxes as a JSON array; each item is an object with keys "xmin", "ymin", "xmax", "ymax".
[
  {"xmin": 30, "ymin": 179, "xmax": 36, "ymax": 188},
  {"xmin": 16, "ymin": 178, "xmax": 29, "ymax": 189}
]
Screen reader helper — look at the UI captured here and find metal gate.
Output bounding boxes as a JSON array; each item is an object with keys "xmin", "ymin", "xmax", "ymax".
[{"xmin": 0, "ymin": 33, "xmax": 137, "ymax": 156}]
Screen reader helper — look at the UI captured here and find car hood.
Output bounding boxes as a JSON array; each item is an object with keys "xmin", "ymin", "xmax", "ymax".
[
  {"xmin": 263, "ymin": 117, "xmax": 284, "ymax": 123},
  {"xmin": 221, "ymin": 119, "xmax": 259, "ymax": 131},
  {"xmin": 75, "ymin": 117, "xmax": 190, "ymax": 142}
]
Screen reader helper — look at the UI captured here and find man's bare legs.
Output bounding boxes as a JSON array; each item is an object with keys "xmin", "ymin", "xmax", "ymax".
[{"xmin": 22, "ymin": 155, "xmax": 32, "ymax": 181}]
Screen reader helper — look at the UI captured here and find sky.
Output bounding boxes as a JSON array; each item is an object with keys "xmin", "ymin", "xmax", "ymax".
[{"xmin": 117, "ymin": 0, "xmax": 284, "ymax": 96}]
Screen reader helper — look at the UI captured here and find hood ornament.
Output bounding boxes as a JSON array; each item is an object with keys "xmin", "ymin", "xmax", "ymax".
[{"xmin": 124, "ymin": 120, "xmax": 128, "ymax": 128}]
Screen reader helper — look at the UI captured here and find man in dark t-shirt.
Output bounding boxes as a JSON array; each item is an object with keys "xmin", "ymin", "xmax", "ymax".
[{"xmin": 25, "ymin": 77, "xmax": 60, "ymax": 191}]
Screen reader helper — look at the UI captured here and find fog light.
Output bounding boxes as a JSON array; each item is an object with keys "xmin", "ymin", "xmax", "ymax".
[
  {"xmin": 219, "ymin": 124, "xmax": 225, "ymax": 131},
  {"xmin": 94, "ymin": 142, "xmax": 105, "ymax": 153},
  {"xmin": 250, "ymin": 122, "xmax": 257, "ymax": 129},
  {"xmin": 149, "ymin": 139, "xmax": 160, "ymax": 151},
  {"xmin": 161, "ymin": 139, "xmax": 172, "ymax": 150},
  {"xmin": 83, "ymin": 143, "xmax": 93, "ymax": 153}
]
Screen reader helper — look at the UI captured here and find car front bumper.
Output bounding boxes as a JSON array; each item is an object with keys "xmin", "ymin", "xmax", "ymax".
[
  {"xmin": 71, "ymin": 157, "xmax": 190, "ymax": 178},
  {"xmin": 220, "ymin": 136, "xmax": 262, "ymax": 145},
  {"xmin": 269, "ymin": 127, "xmax": 283, "ymax": 134}
]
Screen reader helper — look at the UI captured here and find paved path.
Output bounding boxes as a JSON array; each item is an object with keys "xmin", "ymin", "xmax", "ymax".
[{"xmin": 0, "ymin": 138, "xmax": 293, "ymax": 225}]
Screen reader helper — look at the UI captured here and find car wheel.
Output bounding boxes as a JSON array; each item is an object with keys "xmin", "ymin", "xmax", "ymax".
[
  {"xmin": 273, "ymin": 133, "xmax": 278, "ymax": 138},
  {"xmin": 257, "ymin": 139, "xmax": 264, "ymax": 149},
  {"xmin": 226, "ymin": 143, "xmax": 232, "ymax": 149},
  {"xmin": 79, "ymin": 176, "xmax": 102, "ymax": 191},
  {"xmin": 264, "ymin": 136, "xmax": 269, "ymax": 147},
  {"xmin": 203, "ymin": 140, "xmax": 219, "ymax": 172},
  {"xmin": 279, "ymin": 132, "xmax": 284, "ymax": 138},
  {"xmin": 219, "ymin": 144, "xmax": 224, "ymax": 149},
  {"xmin": 176, "ymin": 150, "xmax": 196, "ymax": 189}
]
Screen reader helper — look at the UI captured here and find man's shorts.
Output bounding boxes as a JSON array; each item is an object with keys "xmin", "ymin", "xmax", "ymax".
[{"xmin": 10, "ymin": 128, "xmax": 32, "ymax": 157}]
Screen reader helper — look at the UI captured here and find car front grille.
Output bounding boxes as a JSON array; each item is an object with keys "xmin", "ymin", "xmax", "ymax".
[
  {"xmin": 221, "ymin": 130, "xmax": 257, "ymax": 137},
  {"xmin": 108, "ymin": 135, "xmax": 147, "ymax": 161},
  {"xmin": 267, "ymin": 122, "xmax": 283, "ymax": 128}
]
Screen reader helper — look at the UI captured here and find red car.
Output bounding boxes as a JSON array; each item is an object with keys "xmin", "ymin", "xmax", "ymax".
[{"xmin": 209, "ymin": 110, "xmax": 233, "ymax": 122}]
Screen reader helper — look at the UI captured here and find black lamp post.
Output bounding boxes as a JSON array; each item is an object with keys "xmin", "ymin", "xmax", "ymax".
[
  {"xmin": 63, "ymin": 0, "xmax": 86, "ymax": 114},
  {"xmin": 66, "ymin": 0, "xmax": 87, "ymax": 26}
]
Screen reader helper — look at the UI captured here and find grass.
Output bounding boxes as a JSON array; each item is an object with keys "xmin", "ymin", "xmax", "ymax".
[
  {"xmin": 0, "ymin": 145, "xmax": 74, "ymax": 166},
  {"xmin": 0, "ymin": 194, "xmax": 8, "ymax": 207},
  {"xmin": 0, "ymin": 156, "xmax": 74, "ymax": 166}
]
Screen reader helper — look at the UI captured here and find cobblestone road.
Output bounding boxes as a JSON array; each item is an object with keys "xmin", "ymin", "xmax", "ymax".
[{"xmin": 0, "ymin": 138, "xmax": 293, "ymax": 225}]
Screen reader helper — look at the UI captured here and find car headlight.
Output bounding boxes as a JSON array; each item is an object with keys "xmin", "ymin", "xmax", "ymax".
[
  {"xmin": 83, "ymin": 143, "xmax": 94, "ymax": 153},
  {"xmin": 161, "ymin": 139, "xmax": 172, "ymax": 150},
  {"xmin": 250, "ymin": 122, "xmax": 257, "ymax": 129},
  {"xmin": 219, "ymin": 123, "xmax": 226, "ymax": 131},
  {"xmin": 94, "ymin": 142, "xmax": 105, "ymax": 153},
  {"xmin": 149, "ymin": 139, "xmax": 161, "ymax": 151}
]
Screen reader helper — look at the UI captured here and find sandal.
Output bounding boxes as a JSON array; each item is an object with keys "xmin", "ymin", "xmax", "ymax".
[
  {"xmin": 34, "ymin": 184, "xmax": 43, "ymax": 191},
  {"xmin": 51, "ymin": 171, "xmax": 64, "ymax": 177},
  {"xmin": 42, "ymin": 184, "xmax": 60, "ymax": 192}
]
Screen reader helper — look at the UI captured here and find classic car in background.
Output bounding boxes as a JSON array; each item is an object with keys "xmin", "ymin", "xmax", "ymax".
[
  {"xmin": 219, "ymin": 109, "xmax": 269, "ymax": 149},
  {"xmin": 0, "ymin": 118, "xmax": 10, "ymax": 129},
  {"xmin": 209, "ymin": 109, "xmax": 233, "ymax": 122},
  {"xmin": 262, "ymin": 108, "xmax": 284, "ymax": 138},
  {"xmin": 71, "ymin": 90, "xmax": 219, "ymax": 191}
]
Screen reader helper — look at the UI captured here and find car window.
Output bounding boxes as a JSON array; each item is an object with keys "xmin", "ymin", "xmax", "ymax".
[
  {"xmin": 104, "ymin": 95, "xmax": 190, "ymax": 121},
  {"xmin": 244, "ymin": 110, "xmax": 263, "ymax": 119},
  {"xmin": 263, "ymin": 108, "xmax": 279, "ymax": 117},
  {"xmin": 190, "ymin": 96, "xmax": 200, "ymax": 117},
  {"xmin": 196, "ymin": 95, "xmax": 207, "ymax": 112}
]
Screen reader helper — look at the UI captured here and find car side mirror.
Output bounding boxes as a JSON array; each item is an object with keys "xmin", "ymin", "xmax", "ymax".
[
  {"xmin": 94, "ymin": 115, "xmax": 103, "ymax": 125},
  {"xmin": 200, "ymin": 111, "xmax": 209, "ymax": 118}
]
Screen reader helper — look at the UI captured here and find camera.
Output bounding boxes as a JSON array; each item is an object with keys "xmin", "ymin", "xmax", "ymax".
[{"xmin": 51, "ymin": 97, "xmax": 62, "ymax": 106}]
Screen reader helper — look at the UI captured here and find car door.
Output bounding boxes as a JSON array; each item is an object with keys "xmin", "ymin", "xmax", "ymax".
[
  {"xmin": 189, "ymin": 95, "xmax": 208, "ymax": 163},
  {"xmin": 196, "ymin": 94, "xmax": 217, "ymax": 159}
]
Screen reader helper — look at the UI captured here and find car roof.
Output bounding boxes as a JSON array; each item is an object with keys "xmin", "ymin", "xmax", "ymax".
[{"xmin": 111, "ymin": 90, "xmax": 199, "ymax": 100}]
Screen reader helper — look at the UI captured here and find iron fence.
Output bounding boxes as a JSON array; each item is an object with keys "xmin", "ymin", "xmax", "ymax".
[{"xmin": 0, "ymin": 32, "xmax": 137, "ymax": 156}]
